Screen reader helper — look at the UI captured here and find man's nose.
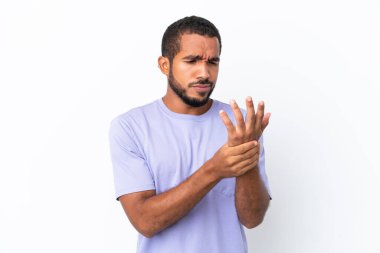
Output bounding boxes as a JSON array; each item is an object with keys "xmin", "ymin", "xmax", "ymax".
[{"xmin": 196, "ymin": 62, "xmax": 211, "ymax": 80}]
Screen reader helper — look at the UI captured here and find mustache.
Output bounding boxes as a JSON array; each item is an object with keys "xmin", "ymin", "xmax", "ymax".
[{"xmin": 189, "ymin": 79, "xmax": 214, "ymax": 87}]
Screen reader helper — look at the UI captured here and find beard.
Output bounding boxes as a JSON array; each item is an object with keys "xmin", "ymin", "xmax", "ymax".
[{"xmin": 168, "ymin": 68, "xmax": 215, "ymax": 107}]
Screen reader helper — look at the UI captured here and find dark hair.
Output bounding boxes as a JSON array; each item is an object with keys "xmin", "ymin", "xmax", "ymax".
[{"xmin": 161, "ymin": 16, "xmax": 222, "ymax": 62}]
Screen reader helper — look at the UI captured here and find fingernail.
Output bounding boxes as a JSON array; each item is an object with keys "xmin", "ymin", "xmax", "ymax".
[
  {"xmin": 247, "ymin": 96, "xmax": 252, "ymax": 101},
  {"xmin": 219, "ymin": 110, "xmax": 224, "ymax": 114}
]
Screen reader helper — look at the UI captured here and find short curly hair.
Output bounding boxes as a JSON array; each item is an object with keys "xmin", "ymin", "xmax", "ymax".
[{"xmin": 161, "ymin": 16, "xmax": 222, "ymax": 62}]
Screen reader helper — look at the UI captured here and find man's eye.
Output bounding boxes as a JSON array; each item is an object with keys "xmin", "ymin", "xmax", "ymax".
[
  {"xmin": 208, "ymin": 61, "xmax": 218, "ymax": 65},
  {"xmin": 186, "ymin": 60, "xmax": 196, "ymax": 64}
]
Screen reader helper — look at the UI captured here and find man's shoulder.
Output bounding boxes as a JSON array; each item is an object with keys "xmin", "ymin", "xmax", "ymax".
[
  {"xmin": 213, "ymin": 99, "xmax": 229, "ymax": 109},
  {"xmin": 112, "ymin": 99, "xmax": 160, "ymax": 123},
  {"xmin": 109, "ymin": 100, "xmax": 162, "ymax": 135}
]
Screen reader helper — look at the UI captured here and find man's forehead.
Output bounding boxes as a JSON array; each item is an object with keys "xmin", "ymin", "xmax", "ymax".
[{"xmin": 178, "ymin": 33, "xmax": 220, "ymax": 56}]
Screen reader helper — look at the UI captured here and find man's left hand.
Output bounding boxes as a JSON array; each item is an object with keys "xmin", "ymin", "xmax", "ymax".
[{"xmin": 219, "ymin": 97, "xmax": 271, "ymax": 147}]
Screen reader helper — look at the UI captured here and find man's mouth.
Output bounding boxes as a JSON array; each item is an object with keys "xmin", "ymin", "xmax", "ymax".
[{"xmin": 192, "ymin": 85, "xmax": 211, "ymax": 92}]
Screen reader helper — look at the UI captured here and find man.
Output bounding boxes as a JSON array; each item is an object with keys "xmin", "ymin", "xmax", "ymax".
[{"xmin": 109, "ymin": 16, "xmax": 271, "ymax": 253}]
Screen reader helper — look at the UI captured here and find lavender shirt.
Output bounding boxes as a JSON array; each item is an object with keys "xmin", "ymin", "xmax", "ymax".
[{"xmin": 109, "ymin": 99, "xmax": 270, "ymax": 253}]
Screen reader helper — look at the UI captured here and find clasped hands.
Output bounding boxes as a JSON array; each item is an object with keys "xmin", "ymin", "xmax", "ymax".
[{"xmin": 210, "ymin": 97, "xmax": 270, "ymax": 179}]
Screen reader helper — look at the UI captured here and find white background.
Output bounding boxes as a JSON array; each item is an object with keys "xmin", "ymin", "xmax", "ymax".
[{"xmin": 1, "ymin": 0, "xmax": 379, "ymax": 252}]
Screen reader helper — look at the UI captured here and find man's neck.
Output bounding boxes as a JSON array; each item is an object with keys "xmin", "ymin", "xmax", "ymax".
[{"xmin": 162, "ymin": 92, "xmax": 213, "ymax": 116}]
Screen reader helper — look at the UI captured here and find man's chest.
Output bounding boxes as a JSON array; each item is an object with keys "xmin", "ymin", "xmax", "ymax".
[{"xmin": 140, "ymin": 119, "xmax": 227, "ymax": 193}]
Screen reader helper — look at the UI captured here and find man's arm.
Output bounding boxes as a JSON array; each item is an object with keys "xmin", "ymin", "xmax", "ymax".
[
  {"xmin": 235, "ymin": 164, "xmax": 270, "ymax": 228},
  {"xmin": 219, "ymin": 97, "xmax": 271, "ymax": 228},
  {"xmin": 119, "ymin": 141, "xmax": 258, "ymax": 238}
]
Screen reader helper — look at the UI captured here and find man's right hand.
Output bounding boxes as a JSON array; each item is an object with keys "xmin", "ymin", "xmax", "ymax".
[{"xmin": 206, "ymin": 140, "xmax": 260, "ymax": 180}]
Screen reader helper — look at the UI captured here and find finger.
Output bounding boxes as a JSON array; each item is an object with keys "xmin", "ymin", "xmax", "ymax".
[
  {"xmin": 230, "ymin": 99, "xmax": 245, "ymax": 133},
  {"xmin": 239, "ymin": 141, "xmax": 259, "ymax": 155},
  {"xmin": 219, "ymin": 110, "xmax": 235, "ymax": 136},
  {"xmin": 229, "ymin": 144, "xmax": 258, "ymax": 166},
  {"xmin": 240, "ymin": 144, "xmax": 260, "ymax": 160},
  {"xmin": 261, "ymin": 112, "xmax": 271, "ymax": 132},
  {"xmin": 245, "ymin": 96, "xmax": 256, "ymax": 130},
  {"xmin": 230, "ymin": 140, "xmax": 257, "ymax": 156},
  {"xmin": 234, "ymin": 154, "xmax": 259, "ymax": 176},
  {"xmin": 237, "ymin": 165, "xmax": 255, "ymax": 176},
  {"xmin": 254, "ymin": 101, "xmax": 265, "ymax": 133},
  {"xmin": 241, "ymin": 159, "xmax": 259, "ymax": 175},
  {"xmin": 227, "ymin": 143, "xmax": 255, "ymax": 165}
]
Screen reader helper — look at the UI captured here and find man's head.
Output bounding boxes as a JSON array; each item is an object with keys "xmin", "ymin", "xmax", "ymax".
[
  {"xmin": 161, "ymin": 16, "xmax": 222, "ymax": 63},
  {"xmin": 159, "ymin": 16, "xmax": 221, "ymax": 107}
]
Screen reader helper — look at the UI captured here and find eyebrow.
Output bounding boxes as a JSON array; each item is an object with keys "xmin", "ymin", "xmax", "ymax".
[{"xmin": 182, "ymin": 55, "xmax": 220, "ymax": 62}]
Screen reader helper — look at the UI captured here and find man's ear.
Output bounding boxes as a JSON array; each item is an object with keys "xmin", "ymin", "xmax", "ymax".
[{"xmin": 158, "ymin": 56, "xmax": 170, "ymax": 76}]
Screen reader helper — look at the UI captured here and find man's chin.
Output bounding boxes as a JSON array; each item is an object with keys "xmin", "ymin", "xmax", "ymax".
[{"xmin": 181, "ymin": 96, "xmax": 210, "ymax": 107}]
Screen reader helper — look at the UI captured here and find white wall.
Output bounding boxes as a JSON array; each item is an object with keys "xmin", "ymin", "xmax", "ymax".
[{"xmin": 1, "ymin": 0, "xmax": 379, "ymax": 252}]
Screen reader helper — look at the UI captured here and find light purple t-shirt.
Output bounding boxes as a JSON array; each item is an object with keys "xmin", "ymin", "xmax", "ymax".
[{"xmin": 109, "ymin": 98, "xmax": 270, "ymax": 253}]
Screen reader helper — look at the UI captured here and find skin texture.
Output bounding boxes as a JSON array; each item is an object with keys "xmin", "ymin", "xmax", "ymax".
[{"xmin": 118, "ymin": 33, "xmax": 271, "ymax": 237}]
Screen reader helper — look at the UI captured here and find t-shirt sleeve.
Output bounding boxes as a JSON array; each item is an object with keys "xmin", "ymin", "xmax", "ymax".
[
  {"xmin": 109, "ymin": 117, "xmax": 156, "ymax": 200},
  {"xmin": 258, "ymin": 135, "xmax": 272, "ymax": 199}
]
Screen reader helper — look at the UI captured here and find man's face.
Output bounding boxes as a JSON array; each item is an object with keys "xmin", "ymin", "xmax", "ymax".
[{"xmin": 168, "ymin": 33, "xmax": 220, "ymax": 107}]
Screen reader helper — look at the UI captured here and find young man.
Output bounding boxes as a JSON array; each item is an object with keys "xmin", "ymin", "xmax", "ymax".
[{"xmin": 109, "ymin": 16, "xmax": 271, "ymax": 253}]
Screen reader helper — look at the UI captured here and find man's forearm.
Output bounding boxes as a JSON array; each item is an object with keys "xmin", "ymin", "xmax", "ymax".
[
  {"xmin": 138, "ymin": 161, "xmax": 219, "ymax": 237},
  {"xmin": 235, "ymin": 165, "xmax": 270, "ymax": 228}
]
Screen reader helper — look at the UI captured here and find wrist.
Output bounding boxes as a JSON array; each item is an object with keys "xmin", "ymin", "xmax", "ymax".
[{"xmin": 201, "ymin": 159, "xmax": 222, "ymax": 183}]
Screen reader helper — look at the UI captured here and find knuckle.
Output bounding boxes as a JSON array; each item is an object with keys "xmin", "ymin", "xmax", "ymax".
[
  {"xmin": 232, "ymin": 135, "xmax": 240, "ymax": 141},
  {"xmin": 232, "ymin": 137, "xmax": 242, "ymax": 145},
  {"xmin": 226, "ymin": 158, "xmax": 234, "ymax": 167}
]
